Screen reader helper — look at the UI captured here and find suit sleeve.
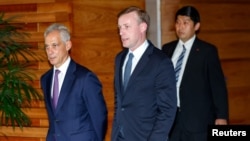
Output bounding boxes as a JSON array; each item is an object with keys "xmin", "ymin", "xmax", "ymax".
[
  {"xmin": 149, "ymin": 58, "xmax": 177, "ymax": 141},
  {"xmin": 83, "ymin": 72, "xmax": 108, "ymax": 141},
  {"xmin": 207, "ymin": 47, "xmax": 229, "ymax": 119}
]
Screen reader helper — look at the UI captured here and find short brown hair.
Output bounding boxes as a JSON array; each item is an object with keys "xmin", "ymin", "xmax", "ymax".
[{"xmin": 118, "ymin": 6, "xmax": 150, "ymax": 29}]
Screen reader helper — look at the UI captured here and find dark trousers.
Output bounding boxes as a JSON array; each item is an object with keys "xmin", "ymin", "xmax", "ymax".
[{"xmin": 169, "ymin": 109, "xmax": 207, "ymax": 141}]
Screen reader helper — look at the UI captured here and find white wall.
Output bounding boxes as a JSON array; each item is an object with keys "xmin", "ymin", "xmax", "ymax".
[{"xmin": 146, "ymin": 0, "xmax": 161, "ymax": 49}]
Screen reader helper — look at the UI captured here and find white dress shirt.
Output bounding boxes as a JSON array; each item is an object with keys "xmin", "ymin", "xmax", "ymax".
[
  {"xmin": 51, "ymin": 57, "xmax": 71, "ymax": 98},
  {"xmin": 171, "ymin": 35, "xmax": 196, "ymax": 107},
  {"xmin": 123, "ymin": 40, "xmax": 149, "ymax": 82}
]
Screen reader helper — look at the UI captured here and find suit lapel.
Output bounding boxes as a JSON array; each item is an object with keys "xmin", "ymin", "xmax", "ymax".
[
  {"xmin": 45, "ymin": 70, "xmax": 55, "ymax": 114},
  {"xmin": 181, "ymin": 38, "xmax": 201, "ymax": 86},
  {"xmin": 55, "ymin": 60, "xmax": 76, "ymax": 114},
  {"xmin": 125, "ymin": 43, "xmax": 154, "ymax": 91},
  {"xmin": 164, "ymin": 41, "xmax": 178, "ymax": 58},
  {"xmin": 117, "ymin": 51, "xmax": 127, "ymax": 95}
]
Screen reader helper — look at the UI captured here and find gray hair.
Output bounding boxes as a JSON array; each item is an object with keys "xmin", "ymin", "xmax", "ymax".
[{"xmin": 44, "ymin": 23, "xmax": 71, "ymax": 43}]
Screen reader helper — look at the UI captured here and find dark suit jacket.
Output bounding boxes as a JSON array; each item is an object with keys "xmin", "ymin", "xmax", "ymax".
[
  {"xmin": 41, "ymin": 59, "xmax": 107, "ymax": 141},
  {"xmin": 111, "ymin": 41, "xmax": 177, "ymax": 141},
  {"xmin": 162, "ymin": 37, "xmax": 229, "ymax": 132}
]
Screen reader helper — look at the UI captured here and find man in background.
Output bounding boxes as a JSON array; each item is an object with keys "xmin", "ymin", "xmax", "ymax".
[{"xmin": 162, "ymin": 6, "xmax": 229, "ymax": 141}]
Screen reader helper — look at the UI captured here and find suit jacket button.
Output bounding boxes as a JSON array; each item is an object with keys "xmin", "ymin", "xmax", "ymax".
[{"xmin": 121, "ymin": 108, "xmax": 125, "ymax": 111}]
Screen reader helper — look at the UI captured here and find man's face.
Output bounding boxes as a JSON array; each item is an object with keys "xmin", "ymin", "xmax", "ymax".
[
  {"xmin": 44, "ymin": 30, "xmax": 71, "ymax": 68},
  {"xmin": 118, "ymin": 12, "xmax": 146, "ymax": 51},
  {"xmin": 175, "ymin": 15, "xmax": 200, "ymax": 42}
]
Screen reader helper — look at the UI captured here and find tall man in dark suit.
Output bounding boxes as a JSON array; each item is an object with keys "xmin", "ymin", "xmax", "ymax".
[
  {"xmin": 162, "ymin": 6, "xmax": 229, "ymax": 141},
  {"xmin": 41, "ymin": 23, "xmax": 107, "ymax": 141},
  {"xmin": 111, "ymin": 6, "xmax": 177, "ymax": 141}
]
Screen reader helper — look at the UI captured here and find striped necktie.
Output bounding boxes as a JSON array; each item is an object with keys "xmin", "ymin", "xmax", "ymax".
[{"xmin": 175, "ymin": 45, "xmax": 186, "ymax": 82}]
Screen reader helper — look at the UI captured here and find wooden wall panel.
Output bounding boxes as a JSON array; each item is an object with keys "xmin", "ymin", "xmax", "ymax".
[
  {"xmin": 0, "ymin": 0, "xmax": 54, "ymax": 5},
  {"xmin": 72, "ymin": 0, "xmax": 145, "ymax": 38},
  {"xmin": 228, "ymin": 87, "xmax": 250, "ymax": 124},
  {"xmin": 191, "ymin": 4, "xmax": 250, "ymax": 31},
  {"xmin": 222, "ymin": 60, "xmax": 250, "ymax": 88},
  {"xmin": 0, "ymin": 0, "xmax": 72, "ymax": 141},
  {"xmin": 71, "ymin": 38, "xmax": 120, "ymax": 73},
  {"xmin": 161, "ymin": 0, "xmax": 250, "ymax": 125},
  {"xmin": 0, "ymin": 127, "xmax": 47, "ymax": 137},
  {"xmin": 199, "ymin": 32, "xmax": 250, "ymax": 60}
]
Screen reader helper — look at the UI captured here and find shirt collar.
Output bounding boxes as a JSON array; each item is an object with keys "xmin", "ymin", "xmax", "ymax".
[
  {"xmin": 128, "ymin": 40, "xmax": 148, "ymax": 61},
  {"xmin": 178, "ymin": 35, "xmax": 196, "ymax": 50},
  {"xmin": 54, "ymin": 56, "xmax": 71, "ymax": 74}
]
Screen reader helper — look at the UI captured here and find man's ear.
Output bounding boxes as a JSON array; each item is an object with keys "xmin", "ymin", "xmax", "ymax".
[
  {"xmin": 66, "ymin": 40, "xmax": 72, "ymax": 51},
  {"xmin": 195, "ymin": 22, "xmax": 200, "ymax": 31},
  {"xmin": 140, "ymin": 22, "xmax": 147, "ymax": 33}
]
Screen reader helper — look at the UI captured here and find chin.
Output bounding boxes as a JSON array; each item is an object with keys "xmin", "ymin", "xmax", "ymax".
[{"xmin": 49, "ymin": 60, "xmax": 56, "ymax": 65}]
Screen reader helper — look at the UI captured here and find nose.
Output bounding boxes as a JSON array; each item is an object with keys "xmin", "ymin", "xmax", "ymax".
[
  {"xmin": 46, "ymin": 46, "xmax": 53, "ymax": 55},
  {"xmin": 119, "ymin": 27, "xmax": 125, "ymax": 36},
  {"xmin": 119, "ymin": 29, "xmax": 123, "ymax": 36}
]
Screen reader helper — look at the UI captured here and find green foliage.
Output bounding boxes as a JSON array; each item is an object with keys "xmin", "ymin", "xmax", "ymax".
[{"xmin": 0, "ymin": 13, "xmax": 43, "ymax": 130}]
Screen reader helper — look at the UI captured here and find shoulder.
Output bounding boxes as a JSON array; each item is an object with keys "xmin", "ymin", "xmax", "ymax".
[
  {"xmin": 149, "ymin": 45, "xmax": 173, "ymax": 65},
  {"xmin": 115, "ymin": 48, "xmax": 127, "ymax": 59},
  {"xmin": 41, "ymin": 68, "xmax": 53, "ymax": 80},
  {"xmin": 161, "ymin": 40, "xmax": 178, "ymax": 55},
  {"xmin": 73, "ymin": 61, "xmax": 93, "ymax": 75},
  {"xmin": 195, "ymin": 38, "xmax": 217, "ymax": 49},
  {"xmin": 194, "ymin": 38, "xmax": 217, "ymax": 53},
  {"xmin": 162, "ymin": 40, "xmax": 178, "ymax": 49},
  {"xmin": 194, "ymin": 38, "xmax": 219, "ymax": 56}
]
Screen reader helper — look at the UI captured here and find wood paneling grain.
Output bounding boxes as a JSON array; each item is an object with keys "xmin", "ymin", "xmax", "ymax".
[
  {"xmin": 0, "ymin": 127, "xmax": 47, "ymax": 137},
  {"xmin": 193, "ymin": 4, "xmax": 250, "ymax": 31},
  {"xmin": 72, "ymin": 0, "xmax": 145, "ymax": 37},
  {"xmin": 37, "ymin": 22, "xmax": 72, "ymax": 33},
  {"xmin": 0, "ymin": 4, "xmax": 37, "ymax": 12},
  {"xmin": 0, "ymin": 137, "xmax": 45, "ymax": 141},
  {"xmin": 37, "ymin": 2, "xmax": 72, "ymax": 13},
  {"xmin": 22, "ymin": 108, "xmax": 47, "ymax": 119},
  {"xmin": 21, "ymin": 119, "xmax": 48, "ymax": 127},
  {"xmin": 199, "ymin": 32, "xmax": 250, "ymax": 60},
  {"xmin": 4, "ymin": 12, "xmax": 70, "ymax": 23},
  {"xmin": 0, "ymin": 0, "xmax": 53, "ymax": 5},
  {"xmin": 71, "ymin": 37, "xmax": 121, "ymax": 73},
  {"xmin": 222, "ymin": 60, "xmax": 250, "ymax": 88},
  {"xmin": 228, "ymin": 87, "xmax": 250, "ymax": 124}
]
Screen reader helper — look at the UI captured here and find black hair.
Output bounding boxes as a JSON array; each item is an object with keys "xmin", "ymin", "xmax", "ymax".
[{"xmin": 175, "ymin": 6, "xmax": 200, "ymax": 25}]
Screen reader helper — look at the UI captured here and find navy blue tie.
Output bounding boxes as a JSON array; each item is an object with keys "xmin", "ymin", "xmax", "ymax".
[
  {"xmin": 123, "ymin": 53, "xmax": 134, "ymax": 90},
  {"xmin": 175, "ymin": 45, "xmax": 186, "ymax": 82}
]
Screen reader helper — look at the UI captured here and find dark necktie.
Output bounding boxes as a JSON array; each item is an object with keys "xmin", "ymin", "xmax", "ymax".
[
  {"xmin": 53, "ymin": 69, "xmax": 60, "ymax": 109},
  {"xmin": 123, "ymin": 53, "xmax": 134, "ymax": 90},
  {"xmin": 175, "ymin": 45, "xmax": 186, "ymax": 82}
]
